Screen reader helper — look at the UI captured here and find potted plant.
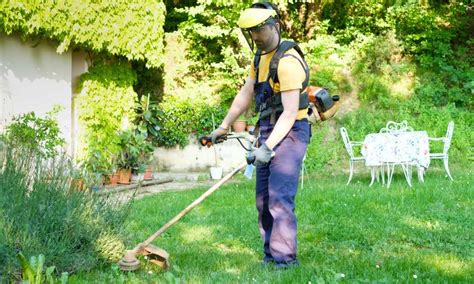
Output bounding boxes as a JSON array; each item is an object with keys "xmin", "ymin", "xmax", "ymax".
[
  {"xmin": 70, "ymin": 161, "xmax": 87, "ymax": 191},
  {"xmin": 134, "ymin": 94, "xmax": 162, "ymax": 142},
  {"xmin": 143, "ymin": 156, "xmax": 156, "ymax": 181},
  {"xmin": 84, "ymin": 150, "xmax": 110, "ymax": 191},
  {"xmin": 117, "ymin": 129, "xmax": 154, "ymax": 184},
  {"xmin": 246, "ymin": 115, "xmax": 259, "ymax": 133},
  {"xmin": 232, "ymin": 115, "xmax": 247, "ymax": 133},
  {"xmin": 105, "ymin": 156, "xmax": 119, "ymax": 186}
]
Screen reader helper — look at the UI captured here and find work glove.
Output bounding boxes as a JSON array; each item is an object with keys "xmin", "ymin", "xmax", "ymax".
[
  {"xmin": 254, "ymin": 142, "xmax": 274, "ymax": 166},
  {"xmin": 210, "ymin": 126, "xmax": 229, "ymax": 145}
]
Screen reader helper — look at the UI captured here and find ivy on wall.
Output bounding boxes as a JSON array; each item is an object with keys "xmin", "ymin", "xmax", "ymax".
[
  {"xmin": 0, "ymin": 0, "xmax": 166, "ymax": 68},
  {"xmin": 77, "ymin": 62, "xmax": 137, "ymax": 171}
]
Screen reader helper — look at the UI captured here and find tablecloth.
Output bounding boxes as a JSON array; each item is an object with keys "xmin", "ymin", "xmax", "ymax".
[{"xmin": 361, "ymin": 131, "xmax": 430, "ymax": 168}]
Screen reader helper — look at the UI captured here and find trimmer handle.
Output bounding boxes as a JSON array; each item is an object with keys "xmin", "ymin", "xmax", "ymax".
[
  {"xmin": 246, "ymin": 155, "xmax": 255, "ymax": 165},
  {"xmin": 199, "ymin": 136, "xmax": 213, "ymax": 147},
  {"xmin": 198, "ymin": 135, "xmax": 227, "ymax": 147}
]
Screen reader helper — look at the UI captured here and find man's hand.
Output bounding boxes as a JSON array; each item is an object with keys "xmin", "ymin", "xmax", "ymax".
[
  {"xmin": 210, "ymin": 126, "xmax": 229, "ymax": 144},
  {"xmin": 254, "ymin": 142, "xmax": 274, "ymax": 166}
]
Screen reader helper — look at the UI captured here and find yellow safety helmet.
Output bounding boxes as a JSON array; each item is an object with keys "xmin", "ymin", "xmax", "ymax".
[
  {"xmin": 238, "ymin": 8, "xmax": 277, "ymax": 29},
  {"xmin": 238, "ymin": 3, "xmax": 281, "ymax": 54}
]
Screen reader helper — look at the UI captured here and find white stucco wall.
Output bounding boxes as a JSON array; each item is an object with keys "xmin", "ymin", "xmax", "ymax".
[
  {"xmin": 0, "ymin": 34, "xmax": 72, "ymax": 152},
  {"xmin": 154, "ymin": 138, "xmax": 247, "ymax": 173}
]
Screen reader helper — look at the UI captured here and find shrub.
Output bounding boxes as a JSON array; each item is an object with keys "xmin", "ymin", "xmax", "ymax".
[
  {"xmin": 351, "ymin": 32, "xmax": 416, "ymax": 106},
  {"xmin": 155, "ymin": 96, "xmax": 226, "ymax": 148},
  {"xmin": 387, "ymin": 2, "xmax": 473, "ymax": 108},
  {"xmin": 0, "ymin": 147, "xmax": 132, "ymax": 276},
  {"xmin": 301, "ymin": 35, "xmax": 352, "ymax": 95},
  {"xmin": 2, "ymin": 107, "xmax": 65, "ymax": 159},
  {"xmin": 77, "ymin": 62, "xmax": 138, "ymax": 170}
]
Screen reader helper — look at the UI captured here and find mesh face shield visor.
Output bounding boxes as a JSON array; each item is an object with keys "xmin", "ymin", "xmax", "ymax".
[{"xmin": 240, "ymin": 17, "xmax": 279, "ymax": 55}]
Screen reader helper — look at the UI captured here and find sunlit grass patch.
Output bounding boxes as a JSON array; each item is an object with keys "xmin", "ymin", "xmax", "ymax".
[{"xmin": 72, "ymin": 166, "xmax": 473, "ymax": 283}]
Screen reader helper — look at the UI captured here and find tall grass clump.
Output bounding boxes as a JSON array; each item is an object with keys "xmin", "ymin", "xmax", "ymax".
[{"xmin": 0, "ymin": 147, "xmax": 132, "ymax": 279}]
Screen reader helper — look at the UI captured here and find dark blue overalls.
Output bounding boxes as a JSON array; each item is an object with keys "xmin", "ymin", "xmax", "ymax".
[
  {"xmin": 255, "ymin": 118, "xmax": 310, "ymax": 263},
  {"xmin": 253, "ymin": 41, "xmax": 310, "ymax": 264}
]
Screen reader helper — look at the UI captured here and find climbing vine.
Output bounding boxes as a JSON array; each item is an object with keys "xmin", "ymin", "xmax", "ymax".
[
  {"xmin": 77, "ymin": 62, "xmax": 137, "ymax": 172},
  {"xmin": 0, "ymin": 0, "xmax": 166, "ymax": 67}
]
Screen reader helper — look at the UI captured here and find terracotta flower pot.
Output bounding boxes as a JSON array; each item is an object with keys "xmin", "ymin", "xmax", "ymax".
[
  {"xmin": 117, "ymin": 168, "xmax": 132, "ymax": 184},
  {"xmin": 232, "ymin": 120, "xmax": 247, "ymax": 133},
  {"xmin": 144, "ymin": 168, "xmax": 153, "ymax": 180},
  {"xmin": 107, "ymin": 173, "xmax": 119, "ymax": 185}
]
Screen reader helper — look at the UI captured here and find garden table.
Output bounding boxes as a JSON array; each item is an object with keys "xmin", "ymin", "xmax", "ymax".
[{"xmin": 361, "ymin": 131, "xmax": 430, "ymax": 188}]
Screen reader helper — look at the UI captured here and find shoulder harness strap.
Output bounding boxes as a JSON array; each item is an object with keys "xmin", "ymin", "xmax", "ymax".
[
  {"xmin": 259, "ymin": 41, "xmax": 310, "ymax": 123},
  {"xmin": 254, "ymin": 49, "xmax": 262, "ymax": 81},
  {"xmin": 267, "ymin": 41, "xmax": 309, "ymax": 90}
]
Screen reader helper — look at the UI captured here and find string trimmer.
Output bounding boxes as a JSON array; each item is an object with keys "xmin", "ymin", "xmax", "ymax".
[{"xmin": 118, "ymin": 132, "xmax": 256, "ymax": 271}]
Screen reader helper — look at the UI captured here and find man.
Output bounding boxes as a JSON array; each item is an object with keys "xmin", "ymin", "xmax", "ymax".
[{"xmin": 209, "ymin": 2, "xmax": 310, "ymax": 269}]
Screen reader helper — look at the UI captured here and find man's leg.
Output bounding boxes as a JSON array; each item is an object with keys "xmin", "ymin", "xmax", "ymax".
[
  {"xmin": 256, "ymin": 163, "xmax": 273, "ymax": 261},
  {"xmin": 267, "ymin": 120, "xmax": 309, "ymax": 263}
]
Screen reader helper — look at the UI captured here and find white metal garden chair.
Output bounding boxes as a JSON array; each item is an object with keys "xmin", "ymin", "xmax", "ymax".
[
  {"xmin": 427, "ymin": 121, "xmax": 454, "ymax": 180},
  {"xmin": 379, "ymin": 120, "xmax": 414, "ymax": 133},
  {"xmin": 340, "ymin": 127, "xmax": 365, "ymax": 185}
]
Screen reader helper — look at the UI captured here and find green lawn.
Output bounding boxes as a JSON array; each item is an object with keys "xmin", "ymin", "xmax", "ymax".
[{"xmin": 72, "ymin": 165, "xmax": 473, "ymax": 283}]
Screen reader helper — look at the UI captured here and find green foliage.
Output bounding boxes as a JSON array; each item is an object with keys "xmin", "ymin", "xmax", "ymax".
[
  {"xmin": 134, "ymin": 94, "xmax": 163, "ymax": 144},
  {"xmin": 132, "ymin": 61, "xmax": 165, "ymax": 101},
  {"xmin": 387, "ymin": 2, "xmax": 473, "ymax": 108},
  {"xmin": 77, "ymin": 62, "xmax": 138, "ymax": 172},
  {"xmin": 2, "ymin": 108, "xmax": 65, "ymax": 159},
  {"xmin": 322, "ymin": 0, "xmax": 392, "ymax": 44},
  {"xmin": 352, "ymin": 32, "xmax": 415, "ymax": 106},
  {"xmin": 301, "ymin": 35, "xmax": 352, "ymax": 94},
  {"xmin": 117, "ymin": 129, "xmax": 154, "ymax": 173},
  {"xmin": 0, "ymin": 148, "xmax": 131, "ymax": 276},
  {"xmin": 172, "ymin": 1, "xmax": 252, "ymax": 105},
  {"xmin": 155, "ymin": 95, "xmax": 226, "ymax": 148},
  {"xmin": 17, "ymin": 253, "xmax": 68, "ymax": 284},
  {"xmin": 0, "ymin": 0, "xmax": 166, "ymax": 67}
]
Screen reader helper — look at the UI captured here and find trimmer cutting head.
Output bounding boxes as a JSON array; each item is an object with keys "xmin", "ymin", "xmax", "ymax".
[
  {"xmin": 118, "ymin": 162, "xmax": 247, "ymax": 273},
  {"xmin": 118, "ymin": 245, "xmax": 170, "ymax": 271},
  {"xmin": 142, "ymin": 244, "xmax": 170, "ymax": 269},
  {"xmin": 118, "ymin": 250, "xmax": 141, "ymax": 271}
]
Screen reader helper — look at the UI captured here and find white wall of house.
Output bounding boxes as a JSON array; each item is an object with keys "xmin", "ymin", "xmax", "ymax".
[{"xmin": 0, "ymin": 34, "xmax": 86, "ymax": 155}]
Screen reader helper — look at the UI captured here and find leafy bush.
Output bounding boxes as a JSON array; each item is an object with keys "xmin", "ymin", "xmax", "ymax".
[
  {"xmin": 155, "ymin": 96, "xmax": 226, "ymax": 148},
  {"xmin": 77, "ymin": 62, "xmax": 138, "ymax": 172},
  {"xmin": 0, "ymin": 148, "xmax": 131, "ymax": 276},
  {"xmin": 2, "ymin": 108, "xmax": 65, "ymax": 159},
  {"xmin": 324, "ymin": 0, "xmax": 391, "ymax": 44},
  {"xmin": 117, "ymin": 129, "xmax": 154, "ymax": 173},
  {"xmin": 16, "ymin": 253, "xmax": 69, "ymax": 284},
  {"xmin": 301, "ymin": 35, "xmax": 352, "ymax": 95},
  {"xmin": 387, "ymin": 2, "xmax": 473, "ymax": 108},
  {"xmin": 351, "ymin": 32, "xmax": 416, "ymax": 107}
]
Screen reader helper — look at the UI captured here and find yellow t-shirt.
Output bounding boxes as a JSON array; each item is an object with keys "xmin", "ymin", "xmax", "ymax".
[{"xmin": 249, "ymin": 48, "xmax": 308, "ymax": 120}]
